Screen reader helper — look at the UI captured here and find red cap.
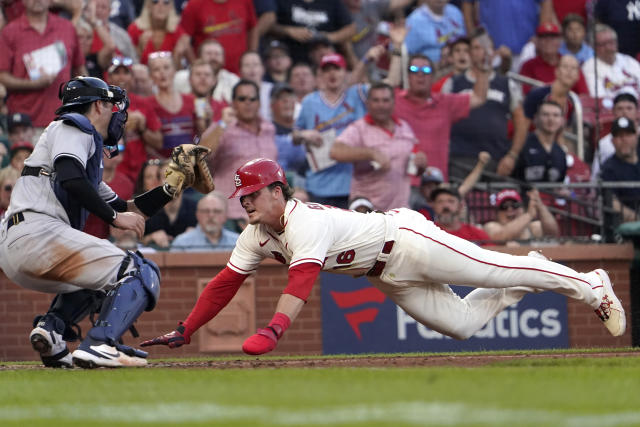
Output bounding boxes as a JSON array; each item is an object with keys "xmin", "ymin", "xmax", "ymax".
[
  {"xmin": 494, "ymin": 189, "xmax": 522, "ymax": 207},
  {"xmin": 229, "ymin": 158, "xmax": 288, "ymax": 198},
  {"xmin": 536, "ymin": 23, "xmax": 561, "ymax": 36},
  {"xmin": 320, "ymin": 53, "xmax": 346, "ymax": 69},
  {"xmin": 10, "ymin": 141, "xmax": 34, "ymax": 156}
]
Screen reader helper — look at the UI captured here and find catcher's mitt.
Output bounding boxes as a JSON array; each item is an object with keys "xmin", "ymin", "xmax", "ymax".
[{"xmin": 164, "ymin": 144, "xmax": 215, "ymax": 196}]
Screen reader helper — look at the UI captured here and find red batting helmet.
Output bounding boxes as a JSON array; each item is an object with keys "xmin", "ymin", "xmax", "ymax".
[{"xmin": 229, "ymin": 158, "xmax": 288, "ymax": 198}]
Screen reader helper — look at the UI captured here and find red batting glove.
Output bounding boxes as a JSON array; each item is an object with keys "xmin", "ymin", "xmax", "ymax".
[
  {"xmin": 140, "ymin": 323, "xmax": 190, "ymax": 349},
  {"xmin": 242, "ymin": 312, "xmax": 291, "ymax": 355}
]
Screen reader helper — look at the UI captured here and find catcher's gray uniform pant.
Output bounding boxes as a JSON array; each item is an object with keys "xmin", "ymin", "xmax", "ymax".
[
  {"xmin": 0, "ymin": 211, "xmax": 128, "ymax": 294},
  {"xmin": 368, "ymin": 209, "xmax": 601, "ymax": 340}
]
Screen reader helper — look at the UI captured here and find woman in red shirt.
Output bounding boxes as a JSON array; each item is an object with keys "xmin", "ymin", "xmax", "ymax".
[{"xmin": 127, "ymin": 0, "xmax": 192, "ymax": 66}]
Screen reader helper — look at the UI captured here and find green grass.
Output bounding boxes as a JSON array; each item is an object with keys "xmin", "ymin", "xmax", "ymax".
[{"xmin": 2, "ymin": 352, "xmax": 640, "ymax": 427}]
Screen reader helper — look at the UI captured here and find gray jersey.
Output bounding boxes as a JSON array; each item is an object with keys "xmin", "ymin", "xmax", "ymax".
[{"xmin": 3, "ymin": 120, "xmax": 117, "ymax": 226}]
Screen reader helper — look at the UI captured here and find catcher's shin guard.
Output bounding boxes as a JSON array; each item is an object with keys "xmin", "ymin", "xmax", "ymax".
[
  {"xmin": 84, "ymin": 251, "xmax": 161, "ymax": 346},
  {"xmin": 37, "ymin": 289, "xmax": 106, "ymax": 342}
]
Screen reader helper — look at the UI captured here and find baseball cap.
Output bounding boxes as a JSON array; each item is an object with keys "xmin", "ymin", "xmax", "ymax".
[
  {"xmin": 430, "ymin": 186, "xmax": 460, "ymax": 201},
  {"xmin": 493, "ymin": 189, "xmax": 522, "ymax": 207},
  {"xmin": 611, "ymin": 117, "xmax": 636, "ymax": 136},
  {"xmin": 265, "ymin": 40, "xmax": 290, "ymax": 58},
  {"xmin": 9, "ymin": 141, "xmax": 34, "ymax": 157},
  {"xmin": 536, "ymin": 23, "xmax": 561, "ymax": 36},
  {"xmin": 7, "ymin": 113, "xmax": 32, "ymax": 133},
  {"xmin": 420, "ymin": 166, "xmax": 444, "ymax": 185},
  {"xmin": 320, "ymin": 53, "xmax": 346, "ymax": 70},
  {"xmin": 108, "ymin": 56, "xmax": 133, "ymax": 74},
  {"xmin": 270, "ymin": 82, "xmax": 295, "ymax": 100}
]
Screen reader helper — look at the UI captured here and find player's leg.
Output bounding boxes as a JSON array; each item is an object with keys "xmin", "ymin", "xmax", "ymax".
[
  {"xmin": 29, "ymin": 290, "xmax": 106, "ymax": 368},
  {"xmin": 72, "ymin": 251, "xmax": 161, "ymax": 368}
]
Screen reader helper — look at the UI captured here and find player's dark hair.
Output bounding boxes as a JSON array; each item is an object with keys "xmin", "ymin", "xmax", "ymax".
[
  {"xmin": 58, "ymin": 101, "xmax": 92, "ymax": 116},
  {"xmin": 268, "ymin": 182, "xmax": 294, "ymax": 200},
  {"xmin": 232, "ymin": 79, "xmax": 260, "ymax": 101}
]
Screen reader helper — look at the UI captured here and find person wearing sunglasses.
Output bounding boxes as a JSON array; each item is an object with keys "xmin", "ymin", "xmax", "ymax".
[
  {"xmin": 127, "ymin": 0, "xmax": 192, "ymax": 66},
  {"xmin": 484, "ymin": 188, "xmax": 559, "ymax": 246},
  {"xmin": 200, "ymin": 79, "xmax": 277, "ymax": 232}
]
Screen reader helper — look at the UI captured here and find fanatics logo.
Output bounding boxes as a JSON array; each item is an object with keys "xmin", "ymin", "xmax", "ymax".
[
  {"xmin": 330, "ymin": 287, "xmax": 387, "ymax": 339},
  {"xmin": 234, "ymin": 174, "xmax": 241, "ymax": 187}
]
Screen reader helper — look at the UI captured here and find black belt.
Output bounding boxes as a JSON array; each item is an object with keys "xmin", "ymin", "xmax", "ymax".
[
  {"xmin": 366, "ymin": 240, "xmax": 395, "ymax": 277},
  {"xmin": 21, "ymin": 166, "xmax": 49, "ymax": 177},
  {"xmin": 6, "ymin": 212, "xmax": 24, "ymax": 231}
]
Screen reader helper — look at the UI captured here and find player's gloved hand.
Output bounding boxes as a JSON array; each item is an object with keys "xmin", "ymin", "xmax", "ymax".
[
  {"xmin": 242, "ymin": 312, "xmax": 291, "ymax": 355},
  {"xmin": 140, "ymin": 323, "xmax": 190, "ymax": 349}
]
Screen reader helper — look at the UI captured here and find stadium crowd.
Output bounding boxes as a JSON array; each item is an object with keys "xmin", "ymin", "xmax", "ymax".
[{"xmin": 1, "ymin": 0, "xmax": 640, "ymax": 249}]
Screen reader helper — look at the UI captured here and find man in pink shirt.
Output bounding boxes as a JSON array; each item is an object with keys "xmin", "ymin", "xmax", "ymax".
[
  {"xmin": 393, "ymin": 53, "xmax": 488, "ymax": 181},
  {"xmin": 201, "ymin": 79, "xmax": 277, "ymax": 231},
  {"xmin": 331, "ymin": 82, "xmax": 426, "ymax": 211},
  {"xmin": 0, "ymin": 0, "xmax": 86, "ymax": 130}
]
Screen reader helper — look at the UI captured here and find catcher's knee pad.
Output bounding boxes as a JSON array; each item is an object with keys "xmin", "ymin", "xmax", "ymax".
[
  {"xmin": 87, "ymin": 252, "xmax": 160, "ymax": 345},
  {"xmin": 36, "ymin": 290, "xmax": 106, "ymax": 341}
]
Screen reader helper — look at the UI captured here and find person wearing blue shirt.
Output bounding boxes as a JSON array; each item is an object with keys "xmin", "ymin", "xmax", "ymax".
[
  {"xmin": 294, "ymin": 53, "xmax": 367, "ymax": 208},
  {"xmin": 170, "ymin": 192, "xmax": 240, "ymax": 252},
  {"xmin": 405, "ymin": 0, "xmax": 465, "ymax": 63},
  {"xmin": 558, "ymin": 14, "xmax": 593, "ymax": 65}
]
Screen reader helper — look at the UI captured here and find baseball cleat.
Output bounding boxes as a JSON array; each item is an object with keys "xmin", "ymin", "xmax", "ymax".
[
  {"xmin": 72, "ymin": 342, "xmax": 148, "ymax": 369},
  {"xmin": 29, "ymin": 315, "xmax": 73, "ymax": 368},
  {"xmin": 592, "ymin": 269, "xmax": 626, "ymax": 337}
]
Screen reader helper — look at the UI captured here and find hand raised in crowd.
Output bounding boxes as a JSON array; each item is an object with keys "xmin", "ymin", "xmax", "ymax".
[
  {"xmin": 496, "ymin": 153, "xmax": 516, "ymax": 176},
  {"xmin": 220, "ymin": 106, "xmax": 237, "ymax": 128},
  {"xmin": 478, "ymin": 151, "xmax": 491, "ymax": 166},
  {"xmin": 125, "ymin": 110, "xmax": 146, "ymax": 134},
  {"xmin": 388, "ymin": 21, "xmax": 408, "ymax": 47},
  {"xmin": 413, "ymin": 151, "xmax": 428, "ymax": 171},
  {"xmin": 113, "ymin": 211, "xmax": 146, "ymax": 240},
  {"xmin": 526, "ymin": 189, "xmax": 542, "ymax": 220},
  {"xmin": 286, "ymin": 26, "xmax": 315, "ymax": 43},
  {"xmin": 364, "ymin": 44, "xmax": 387, "ymax": 64}
]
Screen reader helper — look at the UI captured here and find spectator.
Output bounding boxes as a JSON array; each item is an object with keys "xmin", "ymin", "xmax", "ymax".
[
  {"xmin": 558, "ymin": 13, "xmax": 593, "ymax": 65},
  {"xmin": 142, "ymin": 159, "xmax": 198, "ymax": 248},
  {"xmin": 148, "ymin": 51, "xmax": 197, "ymax": 157},
  {"xmin": 443, "ymin": 29, "xmax": 524, "ymax": 180},
  {"xmin": 307, "ymin": 35, "xmax": 337, "ymax": 70},
  {"xmin": 412, "ymin": 166, "xmax": 444, "ymax": 220},
  {"xmin": 175, "ymin": 39, "xmax": 241, "ymax": 104},
  {"xmin": 271, "ymin": 0, "xmax": 355, "ymax": 63},
  {"xmin": 270, "ymin": 83, "xmax": 307, "ymax": 185},
  {"xmin": 170, "ymin": 191, "xmax": 240, "ymax": 252},
  {"xmin": 431, "ymin": 186, "xmax": 492, "ymax": 245},
  {"xmin": 484, "ymin": 188, "xmax": 559, "ymax": 245},
  {"xmin": 4, "ymin": 141, "xmax": 33, "ymax": 172},
  {"xmin": 392, "ymin": 33, "xmax": 488, "ymax": 180},
  {"xmin": 462, "ymin": 0, "xmax": 557, "ymax": 70},
  {"xmin": 133, "ymin": 158, "xmax": 162, "ymax": 196},
  {"xmin": 600, "ymin": 116, "xmax": 640, "ymax": 222},
  {"xmin": 513, "ymin": 100, "xmax": 567, "ymax": 184},
  {"xmin": 180, "ymin": 0, "xmax": 257, "ymax": 74},
  {"xmin": 523, "ymin": 54, "xmax": 581, "ymax": 124},
  {"xmin": 109, "ymin": 224, "xmax": 156, "ymax": 254},
  {"xmin": 343, "ymin": 0, "xmax": 413, "ymax": 61},
  {"xmin": 89, "ymin": 0, "xmax": 138, "ymax": 62},
  {"xmin": 106, "ymin": 0, "xmax": 136, "ymax": 30},
  {"xmin": 127, "ymin": 0, "xmax": 192, "ymax": 66},
  {"xmin": 107, "ymin": 56, "xmax": 163, "ymax": 183},
  {"xmin": 75, "ymin": 16, "xmax": 115, "ymax": 79},
  {"xmin": 595, "ymin": 0, "xmax": 640, "ymax": 59},
  {"xmin": 84, "ymin": 149, "xmax": 135, "ymax": 239},
  {"xmin": 405, "ymin": 0, "xmax": 466, "ymax": 63},
  {"xmin": 592, "ymin": 91, "xmax": 640, "ymax": 180},
  {"xmin": 293, "ymin": 53, "xmax": 367, "ymax": 208},
  {"xmin": 131, "ymin": 63, "xmax": 154, "ymax": 96},
  {"xmin": 0, "ymin": 0, "xmax": 86, "ymax": 131},
  {"xmin": 288, "ymin": 62, "xmax": 316, "ymax": 104},
  {"xmin": 519, "ymin": 23, "xmax": 589, "ymax": 95},
  {"xmin": 348, "ymin": 196, "xmax": 374, "ymax": 213},
  {"xmin": 432, "ymin": 36, "xmax": 471, "ymax": 93},
  {"xmin": 190, "ymin": 59, "xmax": 227, "ymax": 131},
  {"xmin": 239, "ymin": 51, "xmax": 273, "ymax": 121},
  {"xmin": 253, "ymin": 0, "xmax": 276, "ymax": 45},
  {"xmin": 330, "ymin": 81, "xmax": 425, "ymax": 211},
  {"xmin": 200, "ymin": 80, "xmax": 277, "ymax": 231},
  {"xmin": 582, "ymin": 24, "xmax": 640, "ymax": 99},
  {"xmin": 263, "ymin": 40, "xmax": 292, "ymax": 84},
  {"xmin": 0, "ymin": 166, "xmax": 18, "ymax": 218},
  {"xmin": 7, "ymin": 113, "xmax": 35, "ymax": 145}
]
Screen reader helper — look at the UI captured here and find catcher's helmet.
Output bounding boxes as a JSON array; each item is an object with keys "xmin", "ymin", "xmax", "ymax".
[
  {"xmin": 229, "ymin": 158, "xmax": 287, "ymax": 198},
  {"xmin": 55, "ymin": 76, "xmax": 127, "ymax": 115}
]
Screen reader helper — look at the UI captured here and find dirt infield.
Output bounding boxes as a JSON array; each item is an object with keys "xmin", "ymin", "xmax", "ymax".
[{"xmin": 2, "ymin": 351, "xmax": 639, "ymax": 370}]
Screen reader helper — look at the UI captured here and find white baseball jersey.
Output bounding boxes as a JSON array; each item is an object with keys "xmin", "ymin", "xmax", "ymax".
[
  {"xmin": 582, "ymin": 53, "xmax": 640, "ymax": 99},
  {"xmin": 4, "ymin": 121, "xmax": 117, "ymax": 226},
  {"xmin": 228, "ymin": 199, "xmax": 391, "ymax": 276}
]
